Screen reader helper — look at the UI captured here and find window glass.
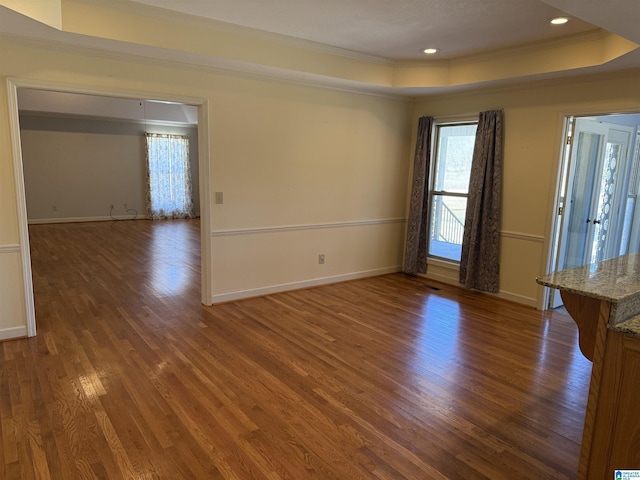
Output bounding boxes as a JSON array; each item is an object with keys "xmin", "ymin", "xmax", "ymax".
[
  {"xmin": 428, "ymin": 122, "xmax": 477, "ymax": 262},
  {"xmin": 433, "ymin": 125, "xmax": 477, "ymax": 192},
  {"xmin": 429, "ymin": 195, "xmax": 468, "ymax": 261}
]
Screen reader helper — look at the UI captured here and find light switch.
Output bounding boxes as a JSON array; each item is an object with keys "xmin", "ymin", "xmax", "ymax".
[{"xmin": 215, "ymin": 192, "xmax": 224, "ymax": 204}]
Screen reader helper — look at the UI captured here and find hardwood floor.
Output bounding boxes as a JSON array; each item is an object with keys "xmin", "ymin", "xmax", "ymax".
[{"xmin": 1, "ymin": 219, "xmax": 591, "ymax": 479}]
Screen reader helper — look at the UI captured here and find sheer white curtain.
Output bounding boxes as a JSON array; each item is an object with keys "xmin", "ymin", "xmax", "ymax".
[{"xmin": 145, "ymin": 133, "xmax": 195, "ymax": 219}]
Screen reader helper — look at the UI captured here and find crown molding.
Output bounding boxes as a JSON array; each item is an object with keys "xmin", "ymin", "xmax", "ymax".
[
  {"xmin": 394, "ymin": 29, "xmax": 612, "ymax": 68},
  {"xmin": 2, "ymin": 27, "xmax": 639, "ymax": 102},
  {"xmin": 73, "ymin": 0, "xmax": 393, "ymax": 65},
  {"xmin": 414, "ymin": 66, "xmax": 640, "ymax": 102},
  {"xmin": 0, "ymin": 32, "xmax": 407, "ymax": 100}
]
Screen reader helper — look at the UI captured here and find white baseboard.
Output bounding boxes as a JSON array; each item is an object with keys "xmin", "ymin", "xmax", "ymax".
[
  {"xmin": 211, "ymin": 266, "xmax": 402, "ymax": 304},
  {"xmin": 28, "ymin": 215, "xmax": 141, "ymax": 224},
  {"xmin": 0, "ymin": 325, "xmax": 28, "ymax": 341},
  {"xmin": 422, "ymin": 272, "xmax": 537, "ymax": 307},
  {"xmin": 494, "ymin": 291, "xmax": 537, "ymax": 308}
]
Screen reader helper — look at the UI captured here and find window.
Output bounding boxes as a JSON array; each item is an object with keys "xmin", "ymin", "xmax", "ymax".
[
  {"xmin": 145, "ymin": 133, "xmax": 194, "ymax": 219},
  {"xmin": 428, "ymin": 122, "xmax": 478, "ymax": 261}
]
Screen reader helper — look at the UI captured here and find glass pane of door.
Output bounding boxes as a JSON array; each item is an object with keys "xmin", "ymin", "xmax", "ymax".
[
  {"xmin": 548, "ymin": 115, "xmax": 639, "ymax": 310},
  {"xmin": 591, "ymin": 142, "xmax": 621, "ymax": 263},
  {"xmin": 563, "ymin": 125, "xmax": 604, "ymax": 269},
  {"xmin": 559, "ymin": 120, "xmax": 634, "ymax": 270}
]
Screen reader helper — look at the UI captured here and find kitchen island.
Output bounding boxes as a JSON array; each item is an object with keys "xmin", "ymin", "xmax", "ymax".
[{"xmin": 537, "ymin": 253, "xmax": 640, "ymax": 479}]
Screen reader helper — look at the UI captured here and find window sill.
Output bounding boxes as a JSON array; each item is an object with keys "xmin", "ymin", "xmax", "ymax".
[{"xmin": 427, "ymin": 256, "xmax": 460, "ymax": 270}]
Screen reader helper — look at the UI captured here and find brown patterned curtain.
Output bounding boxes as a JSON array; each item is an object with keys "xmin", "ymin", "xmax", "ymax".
[
  {"xmin": 403, "ymin": 116, "xmax": 434, "ymax": 274},
  {"xmin": 459, "ymin": 110, "xmax": 504, "ymax": 292}
]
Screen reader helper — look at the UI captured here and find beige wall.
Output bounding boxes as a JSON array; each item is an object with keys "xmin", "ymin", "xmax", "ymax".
[
  {"xmin": 2, "ymin": 27, "xmax": 639, "ymax": 340},
  {"xmin": 0, "ymin": 38, "xmax": 412, "ymax": 337},
  {"xmin": 414, "ymin": 72, "xmax": 640, "ymax": 305}
]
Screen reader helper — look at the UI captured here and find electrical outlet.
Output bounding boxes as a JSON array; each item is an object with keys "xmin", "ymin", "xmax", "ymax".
[
  {"xmin": 52, "ymin": 204, "xmax": 57, "ymax": 212},
  {"xmin": 318, "ymin": 254, "xmax": 325, "ymax": 264},
  {"xmin": 123, "ymin": 203, "xmax": 128, "ymax": 210}
]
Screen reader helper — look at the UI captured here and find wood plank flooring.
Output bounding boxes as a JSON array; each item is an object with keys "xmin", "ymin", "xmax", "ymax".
[{"xmin": 2, "ymin": 219, "xmax": 591, "ymax": 479}]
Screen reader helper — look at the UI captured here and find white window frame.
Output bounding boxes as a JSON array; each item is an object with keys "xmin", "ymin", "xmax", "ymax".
[{"xmin": 427, "ymin": 118, "xmax": 478, "ymax": 263}]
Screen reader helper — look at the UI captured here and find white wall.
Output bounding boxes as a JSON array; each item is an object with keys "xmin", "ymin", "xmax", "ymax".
[{"xmin": 19, "ymin": 114, "xmax": 199, "ymax": 223}]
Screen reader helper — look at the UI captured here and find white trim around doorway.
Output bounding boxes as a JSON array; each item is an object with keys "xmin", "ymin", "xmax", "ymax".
[{"xmin": 5, "ymin": 77, "xmax": 213, "ymax": 338}]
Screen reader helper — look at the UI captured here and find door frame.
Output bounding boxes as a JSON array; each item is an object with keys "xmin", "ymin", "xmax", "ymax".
[
  {"xmin": 557, "ymin": 120, "xmax": 634, "ymax": 271},
  {"xmin": 6, "ymin": 77, "xmax": 213, "ymax": 337},
  {"xmin": 541, "ymin": 109, "xmax": 640, "ymax": 310}
]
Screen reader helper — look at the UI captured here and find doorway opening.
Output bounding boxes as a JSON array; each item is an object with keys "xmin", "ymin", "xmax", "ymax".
[
  {"xmin": 547, "ymin": 113, "xmax": 640, "ymax": 309},
  {"xmin": 7, "ymin": 79, "xmax": 212, "ymax": 337}
]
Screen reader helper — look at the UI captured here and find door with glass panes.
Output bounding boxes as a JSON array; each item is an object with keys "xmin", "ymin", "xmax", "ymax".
[{"xmin": 551, "ymin": 118, "xmax": 634, "ymax": 307}]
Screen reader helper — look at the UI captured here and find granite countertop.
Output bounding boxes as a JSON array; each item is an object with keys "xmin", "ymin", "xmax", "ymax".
[
  {"xmin": 537, "ymin": 253, "xmax": 640, "ymax": 335},
  {"xmin": 611, "ymin": 315, "xmax": 640, "ymax": 337},
  {"xmin": 536, "ymin": 253, "xmax": 640, "ymax": 303}
]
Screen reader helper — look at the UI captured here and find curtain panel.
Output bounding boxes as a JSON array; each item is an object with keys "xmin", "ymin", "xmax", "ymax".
[
  {"xmin": 459, "ymin": 110, "xmax": 504, "ymax": 292},
  {"xmin": 145, "ymin": 133, "xmax": 195, "ymax": 220},
  {"xmin": 403, "ymin": 116, "xmax": 434, "ymax": 274}
]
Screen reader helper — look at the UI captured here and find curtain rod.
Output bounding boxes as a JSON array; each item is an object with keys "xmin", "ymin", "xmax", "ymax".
[{"xmin": 421, "ymin": 110, "xmax": 502, "ymax": 123}]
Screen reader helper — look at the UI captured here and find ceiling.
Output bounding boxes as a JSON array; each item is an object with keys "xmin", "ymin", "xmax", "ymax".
[
  {"xmin": 1, "ymin": 0, "xmax": 639, "ymax": 98},
  {"xmin": 128, "ymin": 0, "xmax": 600, "ymax": 60},
  {"xmin": 124, "ymin": 0, "xmax": 640, "ymax": 62},
  {"xmin": 18, "ymin": 89, "xmax": 199, "ymax": 125}
]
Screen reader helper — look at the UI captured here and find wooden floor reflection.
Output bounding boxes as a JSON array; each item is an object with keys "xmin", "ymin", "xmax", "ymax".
[{"xmin": 1, "ymin": 219, "xmax": 591, "ymax": 479}]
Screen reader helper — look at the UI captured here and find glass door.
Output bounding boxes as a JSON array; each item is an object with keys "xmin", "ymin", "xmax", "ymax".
[
  {"xmin": 558, "ymin": 119, "xmax": 608, "ymax": 270},
  {"xmin": 549, "ymin": 118, "xmax": 634, "ymax": 308}
]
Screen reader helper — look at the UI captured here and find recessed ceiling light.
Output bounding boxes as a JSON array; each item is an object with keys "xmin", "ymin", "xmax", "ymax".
[
  {"xmin": 550, "ymin": 17, "xmax": 569, "ymax": 25},
  {"xmin": 423, "ymin": 48, "xmax": 438, "ymax": 55}
]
